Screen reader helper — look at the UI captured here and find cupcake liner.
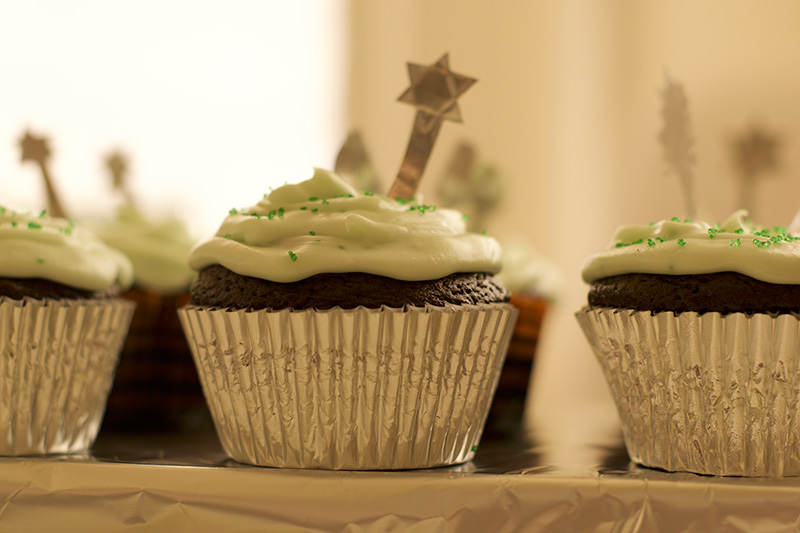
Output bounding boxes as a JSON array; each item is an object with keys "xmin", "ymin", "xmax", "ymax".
[
  {"xmin": 178, "ymin": 303, "xmax": 517, "ymax": 470},
  {"xmin": 577, "ymin": 306, "xmax": 800, "ymax": 477},
  {"xmin": 0, "ymin": 297, "xmax": 135, "ymax": 455}
]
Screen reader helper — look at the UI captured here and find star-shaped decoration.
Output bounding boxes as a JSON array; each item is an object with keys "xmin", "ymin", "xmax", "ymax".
[
  {"xmin": 732, "ymin": 126, "xmax": 779, "ymax": 179},
  {"xmin": 105, "ymin": 150, "xmax": 129, "ymax": 191},
  {"xmin": 19, "ymin": 130, "xmax": 51, "ymax": 165},
  {"xmin": 397, "ymin": 54, "xmax": 476, "ymax": 123}
]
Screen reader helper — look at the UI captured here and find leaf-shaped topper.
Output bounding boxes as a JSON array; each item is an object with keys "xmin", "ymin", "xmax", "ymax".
[{"xmin": 658, "ymin": 75, "xmax": 696, "ymax": 220}]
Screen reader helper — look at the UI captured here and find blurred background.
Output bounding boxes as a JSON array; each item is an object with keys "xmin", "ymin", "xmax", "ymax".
[{"xmin": 4, "ymin": 0, "xmax": 800, "ymax": 443}]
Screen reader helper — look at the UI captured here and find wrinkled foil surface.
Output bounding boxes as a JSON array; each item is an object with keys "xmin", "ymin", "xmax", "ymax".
[
  {"xmin": 577, "ymin": 306, "xmax": 800, "ymax": 477},
  {"xmin": 0, "ymin": 297, "xmax": 135, "ymax": 455},
  {"xmin": 179, "ymin": 303, "xmax": 517, "ymax": 470}
]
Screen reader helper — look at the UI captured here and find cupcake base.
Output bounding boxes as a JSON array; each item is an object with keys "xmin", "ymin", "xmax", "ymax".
[
  {"xmin": 577, "ymin": 306, "xmax": 800, "ymax": 477},
  {"xmin": 179, "ymin": 303, "xmax": 517, "ymax": 470},
  {"xmin": 0, "ymin": 296, "xmax": 134, "ymax": 455}
]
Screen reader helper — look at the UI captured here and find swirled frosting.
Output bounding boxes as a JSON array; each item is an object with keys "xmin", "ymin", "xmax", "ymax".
[
  {"xmin": 0, "ymin": 206, "xmax": 133, "ymax": 291},
  {"xmin": 189, "ymin": 168, "xmax": 502, "ymax": 282},
  {"xmin": 90, "ymin": 207, "xmax": 195, "ymax": 294},
  {"xmin": 582, "ymin": 210, "xmax": 800, "ymax": 285}
]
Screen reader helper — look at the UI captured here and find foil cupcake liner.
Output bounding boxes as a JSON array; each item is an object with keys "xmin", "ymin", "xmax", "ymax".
[
  {"xmin": 178, "ymin": 303, "xmax": 517, "ymax": 470},
  {"xmin": 0, "ymin": 297, "xmax": 135, "ymax": 455},
  {"xmin": 577, "ymin": 306, "xmax": 800, "ymax": 477}
]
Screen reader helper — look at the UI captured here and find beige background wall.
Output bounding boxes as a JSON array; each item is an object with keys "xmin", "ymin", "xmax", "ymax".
[{"xmin": 345, "ymin": 1, "xmax": 800, "ymax": 440}]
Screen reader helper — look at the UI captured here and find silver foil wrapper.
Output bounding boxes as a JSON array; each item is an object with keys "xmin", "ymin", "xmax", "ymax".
[
  {"xmin": 0, "ymin": 297, "xmax": 135, "ymax": 455},
  {"xmin": 178, "ymin": 303, "xmax": 517, "ymax": 470},
  {"xmin": 577, "ymin": 306, "xmax": 800, "ymax": 477}
]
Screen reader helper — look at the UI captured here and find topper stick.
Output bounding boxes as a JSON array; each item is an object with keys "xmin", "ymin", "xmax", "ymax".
[
  {"xmin": 659, "ymin": 75, "xmax": 697, "ymax": 220},
  {"xmin": 388, "ymin": 54, "xmax": 476, "ymax": 199},
  {"xmin": 105, "ymin": 150, "xmax": 135, "ymax": 207},
  {"xmin": 19, "ymin": 130, "xmax": 67, "ymax": 218}
]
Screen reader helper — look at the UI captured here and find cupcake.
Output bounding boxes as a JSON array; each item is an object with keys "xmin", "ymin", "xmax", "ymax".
[
  {"xmin": 0, "ymin": 206, "xmax": 134, "ymax": 455},
  {"xmin": 577, "ymin": 210, "xmax": 800, "ymax": 476},
  {"xmin": 89, "ymin": 206, "xmax": 207, "ymax": 432},
  {"xmin": 179, "ymin": 168, "xmax": 517, "ymax": 470},
  {"xmin": 485, "ymin": 239, "xmax": 558, "ymax": 438}
]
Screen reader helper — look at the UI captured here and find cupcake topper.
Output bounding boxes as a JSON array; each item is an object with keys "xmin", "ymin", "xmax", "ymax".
[
  {"xmin": 437, "ymin": 142, "xmax": 503, "ymax": 232},
  {"xmin": 19, "ymin": 130, "xmax": 67, "ymax": 218},
  {"xmin": 334, "ymin": 131, "xmax": 382, "ymax": 193},
  {"xmin": 105, "ymin": 150, "xmax": 135, "ymax": 207},
  {"xmin": 388, "ymin": 54, "xmax": 477, "ymax": 199},
  {"xmin": 658, "ymin": 75, "xmax": 697, "ymax": 220},
  {"xmin": 730, "ymin": 125, "xmax": 779, "ymax": 215}
]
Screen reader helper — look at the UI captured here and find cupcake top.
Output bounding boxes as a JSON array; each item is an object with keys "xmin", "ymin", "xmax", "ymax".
[
  {"xmin": 189, "ymin": 168, "xmax": 503, "ymax": 283},
  {"xmin": 0, "ymin": 206, "xmax": 133, "ymax": 292},
  {"xmin": 496, "ymin": 238, "xmax": 560, "ymax": 299},
  {"xmin": 582, "ymin": 210, "xmax": 800, "ymax": 285},
  {"xmin": 89, "ymin": 206, "xmax": 195, "ymax": 294}
]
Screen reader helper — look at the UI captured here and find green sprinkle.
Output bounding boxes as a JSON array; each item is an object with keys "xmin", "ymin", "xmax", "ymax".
[
  {"xmin": 67, "ymin": 219, "xmax": 75, "ymax": 227},
  {"xmin": 10, "ymin": 222, "xmax": 17, "ymax": 228},
  {"xmin": 647, "ymin": 238, "xmax": 656, "ymax": 247},
  {"xmin": 671, "ymin": 217, "xmax": 680, "ymax": 222},
  {"xmin": 278, "ymin": 207, "xmax": 285, "ymax": 219},
  {"xmin": 308, "ymin": 196, "xmax": 318, "ymax": 202},
  {"xmin": 649, "ymin": 221, "xmax": 655, "ymax": 226},
  {"xmin": 288, "ymin": 251, "xmax": 297, "ymax": 261},
  {"xmin": 309, "ymin": 231, "xmax": 316, "ymax": 236},
  {"xmin": 338, "ymin": 245, "xmax": 345, "ymax": 250},
  {"xmin": 708, "ymin": 229, "xmax": 717, "ymax": 239},
  {"xmin": 684, "ymin": 219, "xmax": 692, "ymax": 223},
  {"xmin": 715, "ymin": 223, "xmax": 721, "ymax": 229},
  {"xmin": 615, "ymin": 242, "xmax": 628, "ymax": 248},
  {"xmin": 462, "ymin": 214, "xmax": 470, "ymax": 221},
  {"xmin": 678, "ymin": 239, "xmax": 686, "ymax": 247},
  {"xmin": 734, "ymin": 228, "xmax": 743, "ymax": 234},
  {"xmin": 39, "ymin": 209, "xmax": 46, "ymax": 217},
  {"xmin": 470, "ymin": 445, "xmax": 478, "ymax": 453},
  {"xmin": 656, "ymin": 237, "xmax": 664, "ymax": 243},
  {"xmin": 224, "ymin": 234, "xmax": 231, "ymax": 239},
  {"xmin": 482, "ymin": 230, "xmax": 488, "ymax": 235},
  {"xmin": 632, "ymin": 239, "xmax": 643, "ymax": 245},
  {"xmin": 363, "ymin": 191, "xmax": 373, "ymax": 196},
  {"xmin": 27, "ymin": 222, "xmax": 41, "ymax": 229},
  {"xmin": 36, "ymin": 258, "xmax": 44, "ymax": 264},
  {"xmin": 300, "ymin": 206, "xmax": 308, "ymax": 210},
  {"xmin": 311, "ymin": 208, "xmax": 318, "ymax": 213},
  {"xmin": 396, "ymin": 197, "xmax": 407, "ymax": 205},
  {"xmin": 229, "ymin": 208, "xmax": 238, "ymax": 215},
  {"xmin": 268, "ymin": 210, "xmax": 276, "ymax": 220},
  {"xmin": 729, "ymin": 238, "xmax": 741, "ymax": 247},
  {"xmin": 321, "ymin": 199, "xmax": 329, "ymax": 205}
]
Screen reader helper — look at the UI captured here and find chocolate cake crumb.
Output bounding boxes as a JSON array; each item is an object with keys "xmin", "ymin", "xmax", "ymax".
[
  {"xmin": 589, "ymin": 272, "xmax": 800, "ymax": 314},
  {"xmin": 191, "ymin": 264, "xmax": 509, "ymax": 310},
  {"xmin": 0, "ymin": 278, "xmax": 120, "ymax": 300}
]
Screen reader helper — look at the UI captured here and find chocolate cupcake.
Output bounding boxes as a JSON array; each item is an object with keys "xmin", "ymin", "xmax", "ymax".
[
  {"xmin": 0, "ymin": 206, "xmax": 134, "ymax": 455},
  {"xmin": 89, "ymin": 207, "xmax": 207, "ymax": 432},
  {"xmin": 179, "ymin": 168, "xmax": 517, "ymax": 470},
  {"xmin": 577, "ymin": 210, "xmax": 800, "ymax": 476}
]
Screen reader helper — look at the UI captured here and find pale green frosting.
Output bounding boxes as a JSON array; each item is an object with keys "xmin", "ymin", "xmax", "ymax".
[
  {"xmin": 0, "ymin": 206, "xmax": 133, "ymax": 291},
  {"xmin": 189, "ymin": 168, "xmax": 503, "ymax": 282},
  {"xmin": 582, "ymin": 210, "xmax": 800, "ymax": 285},
  {"xmin": 89, "ymin": 207, "xmax": 196, "ymax": 294}
]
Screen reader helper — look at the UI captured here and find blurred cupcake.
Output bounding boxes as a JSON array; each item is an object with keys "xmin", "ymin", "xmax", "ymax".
[
  {"xmin": 179, "ymin": 168, "xmax": 517, "ymax": 470},
  {"xmin": 577, "ymin": 210, "xmax": 800, "ymax": 476},
  {"xmin": 90, "ymin": 205, "xmax": 206, "ymax": 432},
  {"xmin": 85, "ymin": 151, "xmax": 209, "ymax": 433},
  {"xmin": 0, "ymin": 206, "xmax": 134, "ymax": 455},
  {"xmin": 487, "ymin": 238, "xmax": 559, "ymax": 438}
]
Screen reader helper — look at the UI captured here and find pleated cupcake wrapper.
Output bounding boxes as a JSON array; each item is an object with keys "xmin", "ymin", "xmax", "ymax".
[
  {"xmin": 178, "ymin": 303, "xmax": 517, "ymax": 470},
  {"xmin": 0, "ymin": 297, "xmax": 135, "ymax": 455},
  {"xmin": 576, "ymin": 306, "xmax": 800, "ymax": 477}
]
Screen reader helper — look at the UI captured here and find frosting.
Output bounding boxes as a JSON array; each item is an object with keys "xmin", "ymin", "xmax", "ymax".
[
  {"xmin": 582, "ymin": 210, "xmax": 800, "ymax": 285},
  {"xmin": 496, "ymin": 238, "xmax": 560, "ymax": 299},
  {"xmin": 89, "ymin": 207, "xmax": 196, "ymax": 294},
  {"xmin": 0, "ymin": 206, "xmax": 133, "ymax": 291},
  {"xmin": 189, "ymin": 168, "xmax": 502, "ymax": 282}
]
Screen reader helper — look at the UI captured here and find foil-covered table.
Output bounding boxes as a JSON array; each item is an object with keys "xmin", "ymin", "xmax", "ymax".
[{"xmin": 0, "ymin": 428, "xmax": 798, "ymax": 532}]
